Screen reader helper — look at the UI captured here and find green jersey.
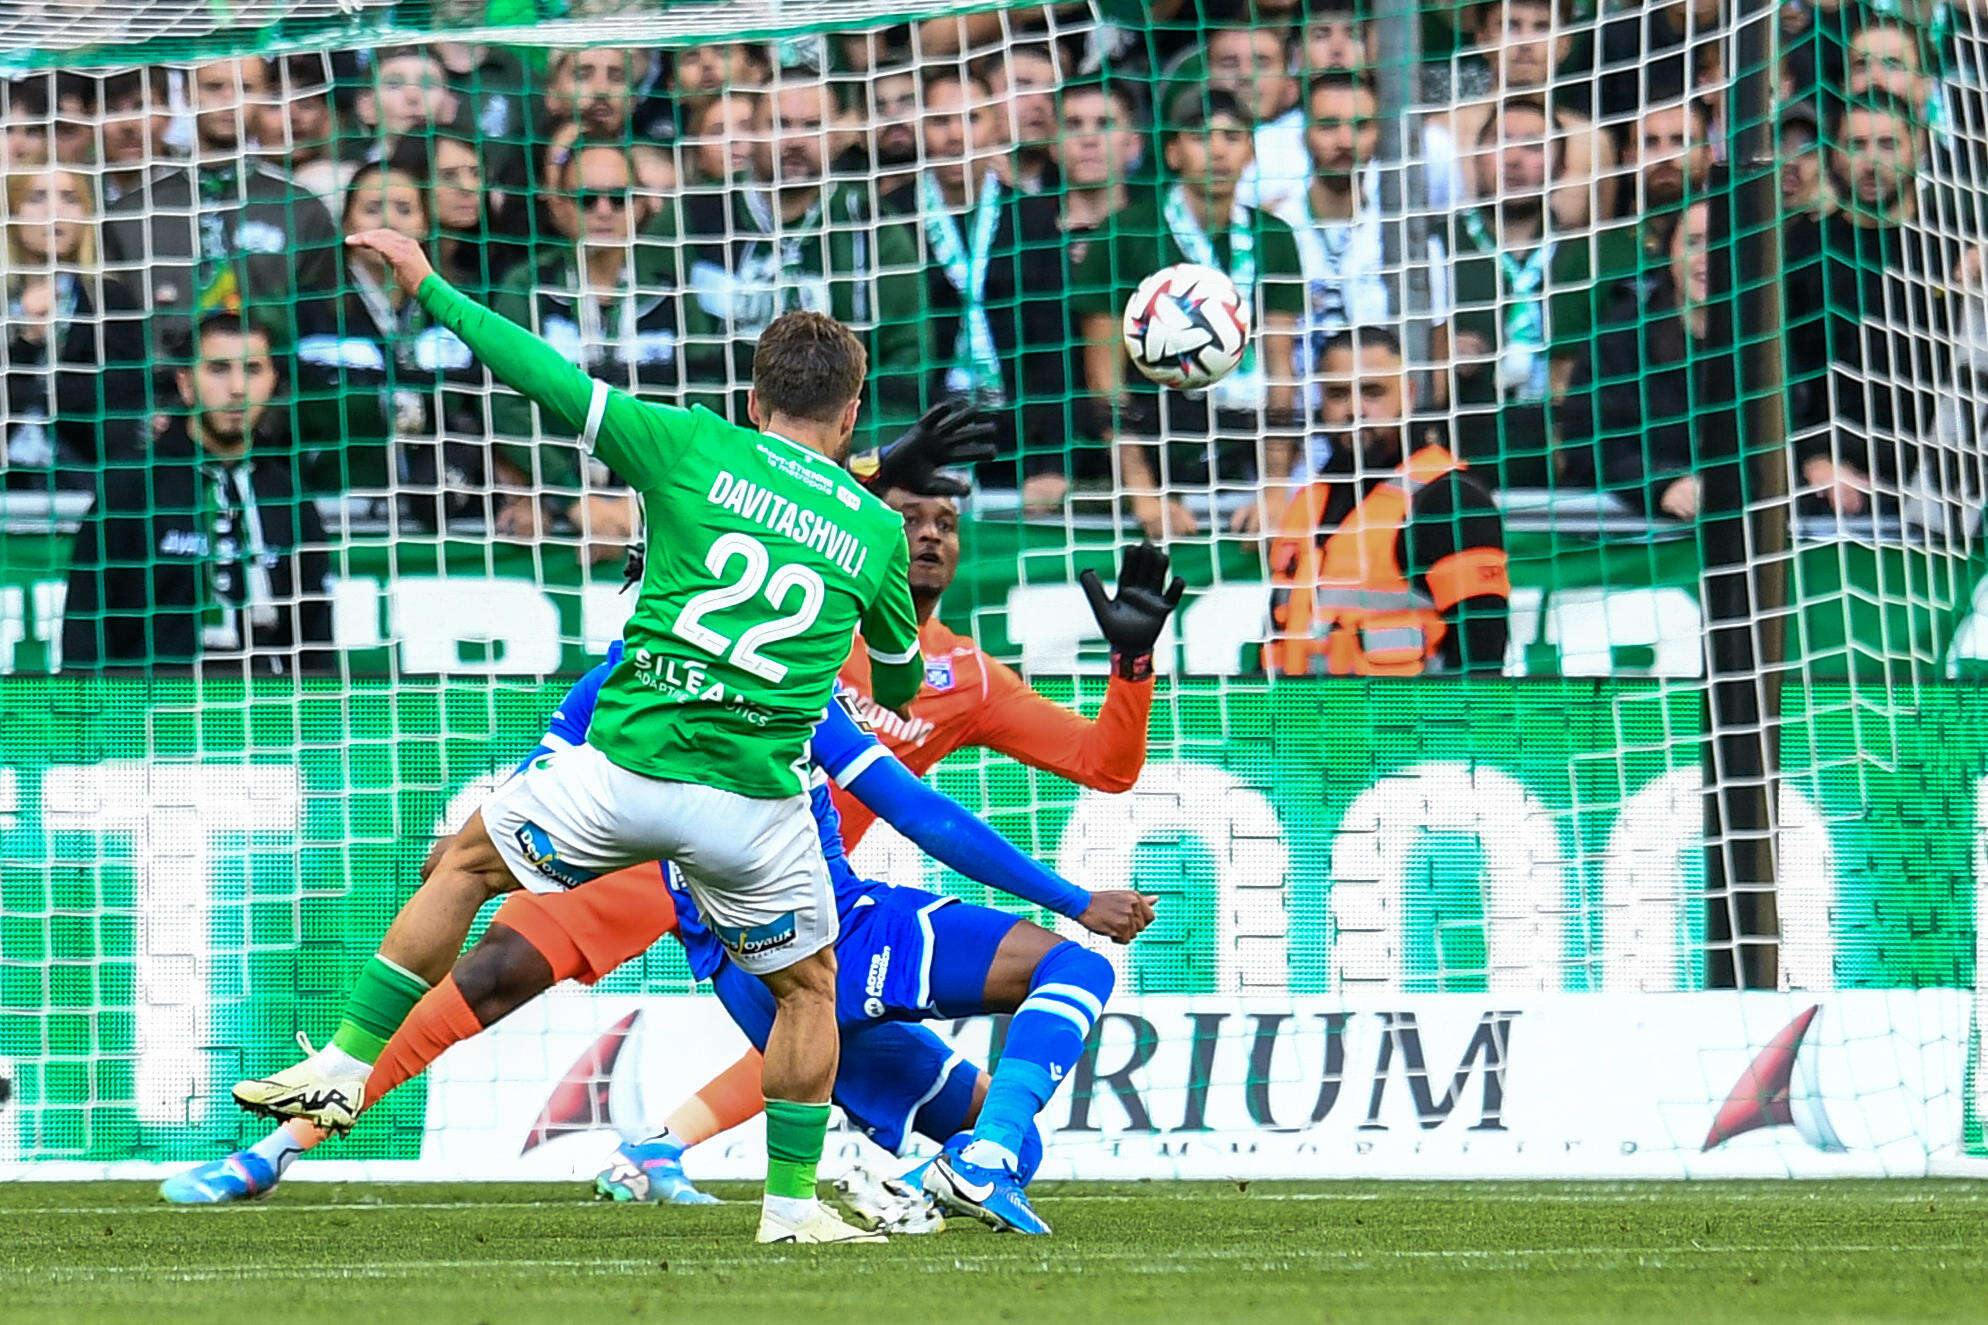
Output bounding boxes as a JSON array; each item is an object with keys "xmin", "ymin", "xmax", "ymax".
[{"xmin": 418, "ymin": 274, "xmax": 923, "ymax": 798}]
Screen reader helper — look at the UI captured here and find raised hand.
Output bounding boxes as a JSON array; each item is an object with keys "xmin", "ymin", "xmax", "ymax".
[
  {"xmin": 345, "ymin": 229, "xmax": 437, "ymax": 298},
  {"xmin": 859, "ymin": 399, "xmax": 1000, "ymax": 497},
  {"xmin": 1079, "ymin": 540, "xmax": 1187, "ymax": 681}
]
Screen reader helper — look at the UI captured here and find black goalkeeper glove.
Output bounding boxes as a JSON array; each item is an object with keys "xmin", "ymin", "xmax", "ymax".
[
  {"xmin": 853, "ymin": 400, "xmax": 999, "ymax": 497},
  {"xmin": 1079, "ymin": 541, "xmax": 1187, "ymax": 682}
]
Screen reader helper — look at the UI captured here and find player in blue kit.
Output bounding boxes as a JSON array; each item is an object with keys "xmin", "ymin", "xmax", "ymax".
[{"xmin": 170, "ymin": 644, "xmax": 1152, "ymax": 1236}]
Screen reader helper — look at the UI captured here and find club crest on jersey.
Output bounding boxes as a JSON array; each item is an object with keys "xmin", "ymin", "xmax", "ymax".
[
  {"xmin": 924, "ymin": 658, "xmax": 956, "ymax": 691},
  {"xmin": 513, "ymin": 821, "xmax": 598, "ymax": 889},
  {"xmin": 715, "ymin": 912, "xmax": 798, "ymax": 958}
]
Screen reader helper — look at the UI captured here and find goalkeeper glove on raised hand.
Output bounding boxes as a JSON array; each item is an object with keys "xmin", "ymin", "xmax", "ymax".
[
  {"xmin": 852, "ymin": 400, "xmax": 999, "ymax": 497},
  {"xmin": 1079, "ymin": 541, "xmax": 1187, "ymax": 682}
]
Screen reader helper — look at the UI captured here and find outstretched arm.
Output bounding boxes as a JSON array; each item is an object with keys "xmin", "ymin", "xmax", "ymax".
[
  {"xmin": 349, "ymin": 229, "xmax": 682, "ymax": 490},
  {"xmin": 839, "ymin": 742, "xmax": 1153, "ymax": 943},
  {"xmin": 344, "ymin": 229, "xmax": 596, "ymax": 434}
]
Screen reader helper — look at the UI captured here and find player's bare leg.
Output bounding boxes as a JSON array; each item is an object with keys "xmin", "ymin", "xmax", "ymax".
[
  {"xmin": 231, "ymin": 814, "xmax": 520, "ymax": 1132},
  {"xmin": 754, "ymin": 946, "xmax": 882, "ymax": 1243}
]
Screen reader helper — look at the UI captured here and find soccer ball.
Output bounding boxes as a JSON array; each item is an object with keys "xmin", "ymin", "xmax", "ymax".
[{"xmin": 1121, "ymin": 262, "xmax": 1251, "ymax": 391}]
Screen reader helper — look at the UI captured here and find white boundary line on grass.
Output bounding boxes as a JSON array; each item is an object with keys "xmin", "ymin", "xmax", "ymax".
[
  {"xmin": 5, "ymin": 1188, "xmax": 1988, "ymax": 1218},
  {"xmin": 6, "ymin": 1242, "xmax": 1988, "ymax": 1284}
]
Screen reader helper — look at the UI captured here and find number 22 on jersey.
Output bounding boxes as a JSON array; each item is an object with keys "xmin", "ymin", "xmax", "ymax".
[{"xmin": 671, "ymin": 532, "xmax": 825, "ymax": 682}]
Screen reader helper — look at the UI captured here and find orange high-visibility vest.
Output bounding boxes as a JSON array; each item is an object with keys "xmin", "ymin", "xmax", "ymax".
[{"xmin": 1265, "ymin": 446, "xmax": 1503, "ymax": 677}]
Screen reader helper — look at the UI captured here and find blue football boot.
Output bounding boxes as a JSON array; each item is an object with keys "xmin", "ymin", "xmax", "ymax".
[
  {"xmin": 160, "ymin": 1150, "xmax": 279, "ymax": 1204},
  {"xmin": 593, "ymin": 1138, "xmax": 720, "ymax": 1205},
  {"xmin": 922, "ymin": 1142, "xmax": 1050, "ymax": 1234}
]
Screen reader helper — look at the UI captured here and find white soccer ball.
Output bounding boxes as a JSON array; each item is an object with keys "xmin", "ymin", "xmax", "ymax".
[{"xmin": 1121, "ymin": 262, "xmax": 1251, "ymax": 391}]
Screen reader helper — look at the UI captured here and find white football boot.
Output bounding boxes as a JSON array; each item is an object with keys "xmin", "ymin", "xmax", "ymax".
[
  {"xmin": 834, "ymin": 1164, "xmax": 945, "ymax": 1235},
  {"xmin": 755, "ymin": 1201, "xmax": 890, "ymax": 1244},
  {"xmin": 230, "ymin": 1034, "xmax": 367, "ymax": 1135}
]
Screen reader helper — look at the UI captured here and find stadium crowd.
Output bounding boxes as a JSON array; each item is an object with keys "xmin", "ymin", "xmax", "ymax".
[{"xmin": 0, "ymin": 0, "xmax": 1981, "ymax": 674}]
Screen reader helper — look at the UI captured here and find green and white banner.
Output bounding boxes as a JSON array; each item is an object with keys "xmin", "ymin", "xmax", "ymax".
[{"xmin": 0, "ymin": 676, "xmax": 1981, "ymax": 1170}]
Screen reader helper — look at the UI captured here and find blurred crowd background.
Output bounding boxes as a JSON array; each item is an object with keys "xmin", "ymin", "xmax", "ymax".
[{"xmin": 0, "ymin": 0, "xmax": 1983, "ymax": 674}]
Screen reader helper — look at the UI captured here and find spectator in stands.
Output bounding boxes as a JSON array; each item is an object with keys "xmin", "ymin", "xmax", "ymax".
[
  {"xmin": 1843, "ymin": 14, "xmax": 1982, "ymax": 231},
  {"xmin": 685, "ymin": 92, "xmax": 760, "ymax": 189},
  {"xmin": 291, "ymin": 150, "xmax": 491, "ymax": 531},
  {"xmin": 489, "ymin": 137, "xmax": 674, "ymax": 559},
  {"xmin": 1424, "ymin": 0, "xmax": 1618, "ymax": 230},
  {"xmin": 1558, "ymin": 200, "xmax": 1710, "ymax": 518},
  {"xmin": 102, "ymin": 58, "xmax": 341, "ymax": 356},
  {"xmin": 1071, "ymin": 88, "xmax": 1304, "ymax": 539},
  {"xmin": 429, "ymin": 121, "xmax": 526, "ymax": 296},
  {"xmin": 1594, "ymin": 0, "xmax": 1724, "ymax": 125},
  {"xmin": 1436, "ymin": 97, "xmax": 1599, "ymax": 490},
  {"xmin": 1056, "ymin": 80, "xmax": 1142, "ymax": 267},
  {"xmin": 61, "ymin": 310, "xmax": 332, "ymax": 674},
  {"xmin": 1845, "ymin": 16, "xmax": 1936, "ymax": 119},
  {"xmin": 1300, "ymin": 0, "xmax": 1370, "ymax": 74},
  {"xmin": 357, "ymin": 47, "xmax": 461, "ymax": 150},
  {"xmin": 1629, "ymin": 96, "xmax": 1714, "ymax": 218},
  {"xmin": 667, "ymin": 43, "xmax": 772, "ymax": 146},
  {"xmin": 1, "ymin": 167, "xmax": 147, "ymax": 492},
  {"xmin": 973, "ymin": 42, "xmax": 1063, "ymax": 194},
  {"xmin": 1208, "ymin": 25, "xmax": 1308, "ymax": 224},
  {"xmin": 1289, "ymin": 72, "xmax": 1391, "ymax": 345},
  {"xmin": 540, "ymin": 48, "xmax": 673, "ymax": 193},
  {"xmin": 430, "ymin": 39, "xmax": 532, "ymax": 143},
  {"xmin": 258, "ymin": 54, "xmax": 345, "ymax": 203},
  {"xmin": 1, "ymin": 74, "xmax": 94, "ymax": 170},
  {"xmin": 865, "ymin": 68, "xmax": 921, "ymax": 202},
  {"xmin": 1781, "ymin": 108, "xmax": 1824, "ymax": 217},
  {"xmin": 96, "ymin": 68, "xmax": 177, "ymax": 207},
  {"xmin": 1266, "ymin": 326, "xmax": 1511, "ymax": 676},
  {"xmin": 1585, "ymin": 92, "xmax": 1715, "ymax": 306},
  {"xmin": 660, "ymin": 78, "xmax": 926, "ymax": 451},
  {"xmin": 899, "ymin": 69, "xmax": 1070, "ymax": 504},
  {"xmin": 294, "ymin": 153, "xmax": 423, "ymax": 494},
  {"xmin": 1784, "ymin": 94, "xmax": 1962, "ymax": 520}
]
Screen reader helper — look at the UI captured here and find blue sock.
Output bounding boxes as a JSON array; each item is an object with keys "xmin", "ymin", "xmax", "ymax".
[
  {"xmin": 947, "ymin": 1125, "xmax": 1042, "ymax": 1185},
  {"xmin": 968, "ymin": 943, "xmax": 1113, "ymax": 1166}
]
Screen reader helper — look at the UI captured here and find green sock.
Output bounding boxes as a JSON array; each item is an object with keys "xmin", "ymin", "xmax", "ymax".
[
  {"xmin": 763, "ymin": 1099, "xmax": 832, "ymax": 1201},
  {"xmin": 327, "ymin": 954, "xmax": 431, "ymax": 1064}
]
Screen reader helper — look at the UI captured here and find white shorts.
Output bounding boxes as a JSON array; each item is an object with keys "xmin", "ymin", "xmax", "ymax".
[{"xmin": 480, "ymin": 742, "xmax": 835, "ymax": 975}]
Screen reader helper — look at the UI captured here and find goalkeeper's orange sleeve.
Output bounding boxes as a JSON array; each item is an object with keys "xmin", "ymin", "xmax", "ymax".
[{"xmin": 967, "ymin": 657, "xmax": 1153, "ymax": 794}]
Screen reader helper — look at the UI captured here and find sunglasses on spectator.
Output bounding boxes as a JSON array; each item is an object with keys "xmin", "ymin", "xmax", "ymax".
[{"xmin": 575, "ymin": 188, "xmax": 631, "ymax": 211}]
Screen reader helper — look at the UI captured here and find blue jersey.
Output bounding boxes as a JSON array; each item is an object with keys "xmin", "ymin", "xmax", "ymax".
[{"xmin": 527, "ymin": 649, "xmax": 1090, "ymax": 982}]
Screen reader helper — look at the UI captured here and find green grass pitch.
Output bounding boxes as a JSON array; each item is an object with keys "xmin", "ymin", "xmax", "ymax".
[{"xmin": 2, "ymin": 1180, "xmax": 1985, "ymax": 1321}]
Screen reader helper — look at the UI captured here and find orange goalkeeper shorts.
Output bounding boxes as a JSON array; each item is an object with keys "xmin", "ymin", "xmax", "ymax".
[{"xmin": 495, "ymin": 862, "xmax": 679, "ymax": 985}]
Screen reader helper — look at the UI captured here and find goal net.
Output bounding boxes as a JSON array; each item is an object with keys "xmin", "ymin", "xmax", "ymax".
[{"xmin": 0, "ymin": 0, "xmax": 1981, "ymax": 1183}]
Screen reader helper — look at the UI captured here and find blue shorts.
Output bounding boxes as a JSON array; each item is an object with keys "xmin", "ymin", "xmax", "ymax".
[
  {"xmin": 710, "ymin": 960, "xmax": 981, "ymax": 1154},
  {"xmin": 835, "ymin": 884, "xmax": 1021, "ymax": 1023}
]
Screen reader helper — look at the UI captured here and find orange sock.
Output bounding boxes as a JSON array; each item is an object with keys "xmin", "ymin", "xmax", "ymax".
[
  {"xmin": 283, "ymin": 924, "xmax": 556, "ymax": 1153},
  {"xmin": 664, "ymin": 1049, "xmax": 768, "ymax": 1145},
  {"xmin": 365, "ymin": 975, "xmax": 486, "ymax": 1101}
]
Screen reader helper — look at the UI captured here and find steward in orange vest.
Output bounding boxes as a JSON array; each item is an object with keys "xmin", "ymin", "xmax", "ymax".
[{"xmin": 1265, "ymin": 443, "xmax": 1512, "ymax": 675}]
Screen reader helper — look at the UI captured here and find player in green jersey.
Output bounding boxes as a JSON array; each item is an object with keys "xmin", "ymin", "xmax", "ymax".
[{"xmin": 233, "ymin": 228, "xmax": 924, "ymax": 1245}]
